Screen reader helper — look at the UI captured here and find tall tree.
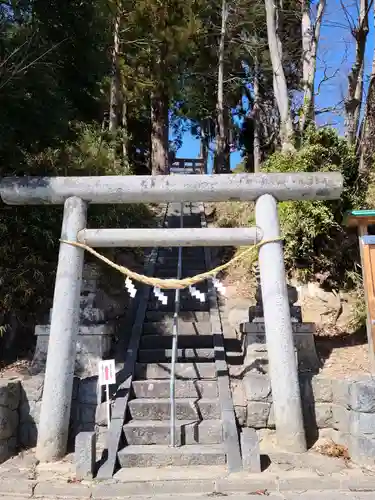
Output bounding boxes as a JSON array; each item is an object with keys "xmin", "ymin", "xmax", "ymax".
[
  {"xmin": 358, "ymin": 2, "xmax": 375, "ymax": 176},
  {"xmin": 345, "ymin": 0, "xmax": 372, "ymax": 145},
  {"xmin": 214, "ymin": 0, "xmax": 230, "ymax": 173},
  {"xmin": 300, "ymin": 0, "xmax": 326, "ymax": 132},
  {"xmin": 108, "ymin": 2, "xmax": 121, "ymax": 133},
  {"xmin": 264, "ymin": 0, "xmax": 295, "ymax": 150}
]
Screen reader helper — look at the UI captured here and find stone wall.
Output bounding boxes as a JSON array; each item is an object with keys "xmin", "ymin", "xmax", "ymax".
[
  {"xmin": 18, "ymin": 373, "xmax": 107, "ymax": 451},
  {"xmin": 0, "ymin": 379, "xmax": 20, "ymax": 463},
  {"xmin": 242, "ymin": 372, "xmax": 375, "ymax": 465}
]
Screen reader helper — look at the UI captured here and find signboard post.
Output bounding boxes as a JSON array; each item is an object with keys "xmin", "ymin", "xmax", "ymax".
[{"xmin": 98, "ymin": 359, "xmax": 116, "ymax": 428}]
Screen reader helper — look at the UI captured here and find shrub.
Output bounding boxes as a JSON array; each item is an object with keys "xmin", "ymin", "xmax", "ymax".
[{"xmin": 263, "ymin": 126, "xmax": 361, "ymax": 285}]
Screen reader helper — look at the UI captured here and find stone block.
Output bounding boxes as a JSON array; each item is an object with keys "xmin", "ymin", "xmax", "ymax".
[
  {"xmin": 312, "ymin": 375, "xmax": 332, "ymax": 403},
  {"xmin": 349, "ymin": 434, "xmax": 375, "ymax": 464},
  {"xmin": 118, "ymin": 444, "xmax": 226, "ymax": 467},
  {"xmin": 332, "ymin": 404, "xmax": 350, "ymax": 433},
  {"xmin": 349, "ymin": 378, "xmax": 375, "ymax": 412},
  {"xmin": 124, "ymin": 420, "xmax": 182, "ymax": 446},
  {"xmin": 21, "ymin": 374, "xmax": 44, "ymax": 402},
  {"xmin": 315, "ymin": 403, "xmax": 333, "ymax": 428},
  {"xmin": 95, "ymin": 402, "xmax": 108, "ymax": 427},
  {"xmin": 81, "ymin": 278, "xmax": 97, "ymax": 293},
  {"xmin": 78, "ymin": 377, "xmax": 99, "ymax": 404},
  {"xmin": 243, "ymin": 373, "xmax": 271, "ymax": 402},
  {"xmin": 268, "ymin": 403, "xmax": 275, "ymax": 428},
  {"xmin": 19, "ymin": 421, "xmax": 38, "ymax": 448},
  {"xmin": 19, "ymin": 400, "xmax": 41, "ymax": 424},
  {"xmin": 184, "ymin": 420, "xmax": 222, "ymax": 445},
  {"xmin": 241, "ymin": 428, "xmax": 261, "ymax": 472},
  {"xmin": 0, "ymin": 408, "xmax": 18, "ymax": 440},
  {"xmin": 0, "ymin": 437, "xmax": 16, "ymax": 464},
  {"xmin": 332, "ymin": 378, "xmax": 350, "ymax": 408},
  {"xmin": 78, "ymin": 404, "xmax": 97, "ymax": 424},
  {"xmin": 350, "ymin": 410, "xmax": 375, "ymax": 436},
  {"xmin": 244, "ymin": 326, "xmax": 319, "ymax": 372},
  {"xmin": 0, "ymin": 379, "xmax": 20, "ymax": 410},
  {"xmin": 246, "ymin": 402, "xmax": 271, "ymax": 428},
  {"xmin": 248, "ymin": 305, "xmax": 302, "ymax": 322},
  {"xmin": 234, "ymin": 405, "xmax": 247, "ymax": 426},
  {"xmin": 75, "ymin": 431, "xmax": 96, "ymax": 480}
]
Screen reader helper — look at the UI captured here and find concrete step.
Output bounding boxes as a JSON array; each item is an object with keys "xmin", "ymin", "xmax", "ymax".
[
  {"xmin": 118, "ymin": 444, "xmax": 226, "ymax": 467},
  {"xmin": 132, "ymin": 379, "xmax": 218, "ymax": 399},
  {"xmin": 147, "ymin": 301, "xmax": 209, "ymax": 312},
  {"xmin": 123, "ymin": 419, "xmax": 222, "ymax": 445},
  {"xmin": 145, "ymin": 311, "xmax": 210, "ymax": 322},
  {"xmin": 140, "ymin": 334, "xmax": 213, "ymax": 349},
  {"xmin": 128, "ymin": 398, "xmax": 221, "ymax": 420},
  {"xmin": 135, "ymin": 362, "xmax": 217, "ymax": 380},
  {"xmin": 138, "ymin": 348, "xmax": 215, "ymax": 363}
]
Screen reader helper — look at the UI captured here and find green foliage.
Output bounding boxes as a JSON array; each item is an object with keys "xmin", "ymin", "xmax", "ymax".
[
  {"xmin": 0, "ymin": 123, "xmax": 152, "ymax": 331},
  {"xmin": 263, "ymin": 127, "xmax": 361, "ymax": 285}
]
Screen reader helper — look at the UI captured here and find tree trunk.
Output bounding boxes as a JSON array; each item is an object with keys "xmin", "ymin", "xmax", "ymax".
[
  {"xmin": 264, "ymin": 0, "xmax": 294, "ymax": 151},
  {"xmin": 345, "ymin": 0, "xmax": 370, "ymax": 145},
  {"xmin": 121, "ymin": 86, "xmax": 128, "ymax": 167},
  {"xmin": 359, "ymin": 8, "xmax": 375, "ymax": 177},
  {"xmin": 151, "ymin": 86, "xmax": 169, "ymax": 175},
  {"xmin": 253, "ymin": 56, "xmax": 261, "ymax": 172},
  {"xmin": 200, "ymin": 120, "xmax": 209, "ymax": 174},
  {"xmin": 215, "ymin": 0, "xmax": 230, "ymax": 173},
  {"xmin": 109, "ymin": 7, "xmax": 121, "ymax": 133},
  {"xmin": 300, "ymin": 0, "xmax": 326, "ymax": 132}
]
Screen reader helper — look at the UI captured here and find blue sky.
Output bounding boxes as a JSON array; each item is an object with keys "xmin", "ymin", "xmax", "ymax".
[{"xmin": 171, "ymin": 0, "xmax": 374, "ymax": 171}]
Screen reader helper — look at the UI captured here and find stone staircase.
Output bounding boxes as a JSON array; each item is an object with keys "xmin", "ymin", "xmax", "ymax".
[{"xmin": 116, "ymin": 202, "xmax": 233, "ymax": 469}]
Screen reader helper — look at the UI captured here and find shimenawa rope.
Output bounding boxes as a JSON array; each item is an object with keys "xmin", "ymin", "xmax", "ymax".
[{"xmin": 60, "ymin": 236, "xmax": 283, "ymax": 290}]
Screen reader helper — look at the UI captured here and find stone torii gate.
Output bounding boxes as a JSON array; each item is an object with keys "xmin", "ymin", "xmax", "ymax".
[{"xmin": 0, "ymin": 172, "xmax": 343, "ymax": 462}]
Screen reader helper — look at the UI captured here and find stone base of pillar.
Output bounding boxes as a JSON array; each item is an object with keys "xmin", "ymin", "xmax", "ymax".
[{"xmin": 33, "ymin": 324, "xmax": 114, "ymax": 377}]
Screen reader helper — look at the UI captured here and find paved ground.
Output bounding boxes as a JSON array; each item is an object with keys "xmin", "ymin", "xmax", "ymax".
[{"xmin": 2, "ymin": 448, "xmax": 375, "ymax": 499}]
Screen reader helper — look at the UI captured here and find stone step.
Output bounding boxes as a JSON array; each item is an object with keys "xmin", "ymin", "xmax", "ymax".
[
  {"xmin": 118, "ymin": 444, "xmax": 226, "ymax": 468},
  {"xmin": 148, "ymin": 290, "xmax": 207, "ymax": 303},
  {"xmin": 144, "ymin": 311, "xmax": 210, "ymax": 322},
  {"xmin": 140, "ymin": 334, "xmax": 213, "ymax": 349},
  {"xmin": 147, "ymin": 301, "xmax": 209, "ymax": 312},
  {"xmin": 142, "ymin": 321, "xmax": 211, "ymax": 335},
  {"xmin": 140, "ymin": 334, "xmax": 241, "ymax": 353},
  {"xmin": 132, "ymin": 379, "xmax": 218, "ymax": 399},
  {"xmin": 157, "ymin": 249, "xmax": 204, "ymax": 257},
  {"xmin": 154, "ymin": 269, "xmax": 207, "ymax": 278},
  {"xmin": 135, "ymin": 362, "xmax": 217, "ymax": 380},
  {"xmin": 123, "ymin": 419, "xmax": 222, "ymax": 445},
  {"xmin": 128, "ymin": 398, "xmax": 221, "ymax": 420},
  {"xmin": 138, "ymin": 348, "xmax": 215, "ymax": 363},
  {"xmin": 157, "ymin": 257, "xmax": 204, "ymax": 266}
]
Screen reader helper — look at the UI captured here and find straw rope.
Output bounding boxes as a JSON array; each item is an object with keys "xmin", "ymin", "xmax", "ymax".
[{"xmin": 60, "ymin": 236, "xmax": 283, "ymax": 290}]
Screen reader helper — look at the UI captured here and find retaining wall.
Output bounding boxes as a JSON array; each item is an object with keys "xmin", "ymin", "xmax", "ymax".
[
  {"xmin": 0, "ymin": 379, "xmax": 20, "ymax": 463},
  {"xmin": 242, "ymin": 372, "xmax": 375, "ymax": 465}
]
